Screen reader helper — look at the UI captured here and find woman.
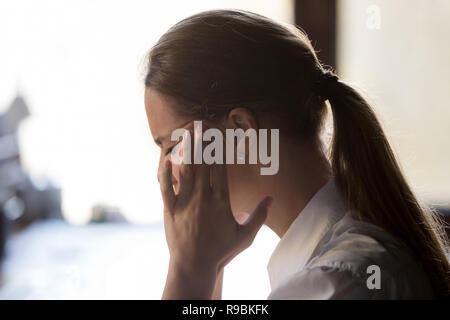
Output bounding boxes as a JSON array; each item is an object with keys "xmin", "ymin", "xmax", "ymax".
[{"xmin": 143, "ymin": 9, "xmax": 450, "ymax": 299}]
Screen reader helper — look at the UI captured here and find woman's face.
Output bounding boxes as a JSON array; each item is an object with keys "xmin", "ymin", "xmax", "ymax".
[
  {"xmin": 144, "ymin": 88, "xmax": 259, "ymax": 221},
  {"xmin": 144, "ymin": 88, "xmax": 191, "ymax": 195}
]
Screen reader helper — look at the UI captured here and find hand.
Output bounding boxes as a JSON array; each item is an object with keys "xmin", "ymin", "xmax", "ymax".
[{"xmin": 158, "ymin": 156, "xmax": 272, "ymax": 299}]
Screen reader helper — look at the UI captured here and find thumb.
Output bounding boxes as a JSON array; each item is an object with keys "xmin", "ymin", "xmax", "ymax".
[{"xmin": 238, "ymin": 196, "xmax": 272, "ymax": 245}]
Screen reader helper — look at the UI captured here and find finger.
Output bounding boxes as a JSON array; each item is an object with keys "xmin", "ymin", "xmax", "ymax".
[
  {"xmin": 177, "ymin": 161, "xmax": 194, "ymax": 205},
  {"xmin": 158, "ymin": 160, "xmax": 176, "ymax": 213},
  {"xmin": 238, "ymin": 196, "xmax": 272, "ymax": 245},
  {"xmin": 193, "ymin": 132, "xmax": 211, "ymax": 196},
  {"xmin": 176, "ymin": 127, "xmax": 195, "ymax": 204}
]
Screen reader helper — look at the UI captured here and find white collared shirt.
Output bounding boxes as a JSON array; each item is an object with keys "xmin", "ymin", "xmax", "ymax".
[{"xmin": 267, "ymin": 178, "xmax": 435, "ymax": 299}]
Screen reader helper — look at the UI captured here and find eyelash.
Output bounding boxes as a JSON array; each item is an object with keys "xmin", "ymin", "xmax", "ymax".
[{"xmin": 165, "ymin": 146, "xmax": 174, "ymax": 156}]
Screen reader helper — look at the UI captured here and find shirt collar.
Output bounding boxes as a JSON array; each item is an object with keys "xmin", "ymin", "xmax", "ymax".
[{"xmin": 267, "ymin": 177, "xmax": 347, "ymax": 290}]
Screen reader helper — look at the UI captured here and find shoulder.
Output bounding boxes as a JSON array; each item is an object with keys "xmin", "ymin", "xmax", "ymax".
[
  {"xmin": 267, "ymin": 264, "xmax": 376, "ymax": 299},
  {"xmin": 268, "ymin": 212, "xmax": 435, "ymax": 299}
]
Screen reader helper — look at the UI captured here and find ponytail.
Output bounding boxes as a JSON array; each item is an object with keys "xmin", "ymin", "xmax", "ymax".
[{"xmin": 324, "ymin": 76, "xmax": 450, "ymax": 298}]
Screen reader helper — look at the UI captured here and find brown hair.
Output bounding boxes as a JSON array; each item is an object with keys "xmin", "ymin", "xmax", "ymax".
[{"xmin": 145, "ymin": 9, "xmax": 450, "ymax": 298}]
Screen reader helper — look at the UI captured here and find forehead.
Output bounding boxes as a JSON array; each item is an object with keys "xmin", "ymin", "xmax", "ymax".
[{"xmin": 144, "ymin": 88, "xmax": 191, "ymax": 144}]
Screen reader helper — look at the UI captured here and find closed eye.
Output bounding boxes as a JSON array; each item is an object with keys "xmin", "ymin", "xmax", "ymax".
[
  {"xmin": 165, "ymin": 146, "xmax": 174, "ymax": 156},
  {"xmin": 165, "ymin": 137, "xmax": 184, "ymax": 156}
]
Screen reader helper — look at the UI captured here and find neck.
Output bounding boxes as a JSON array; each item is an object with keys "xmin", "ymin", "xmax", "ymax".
[{"xmin": 261, "ymin": 138, "xmax": 332, "ymax": 238}]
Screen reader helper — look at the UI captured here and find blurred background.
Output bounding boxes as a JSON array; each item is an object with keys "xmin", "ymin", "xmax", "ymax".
[{"xmin": 0, "ymin": 0, "xmax": 449, "ymax": 299}]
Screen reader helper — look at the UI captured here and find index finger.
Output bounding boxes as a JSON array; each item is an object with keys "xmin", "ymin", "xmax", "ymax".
[{"xmin": 158, "ymin": 159, "xmax": 176, "ymax": 213}]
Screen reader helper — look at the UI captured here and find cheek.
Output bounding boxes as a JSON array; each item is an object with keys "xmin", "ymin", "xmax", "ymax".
[
  {"xmin": 227, "ymin": 164, "xmax": 256, "ymax": 214},
  {"xmin": 227, "ymin": 167, "xmax": 249, "ymax": 223},
  {"xmin": 226, "ymin": 165, "xmax": 240, "ymax": 209}
]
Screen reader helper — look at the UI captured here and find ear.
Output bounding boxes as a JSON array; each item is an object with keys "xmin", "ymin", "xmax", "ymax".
[{"xmin": 226, "ymin": 108, "xmax": 258, "ymax": 131}]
